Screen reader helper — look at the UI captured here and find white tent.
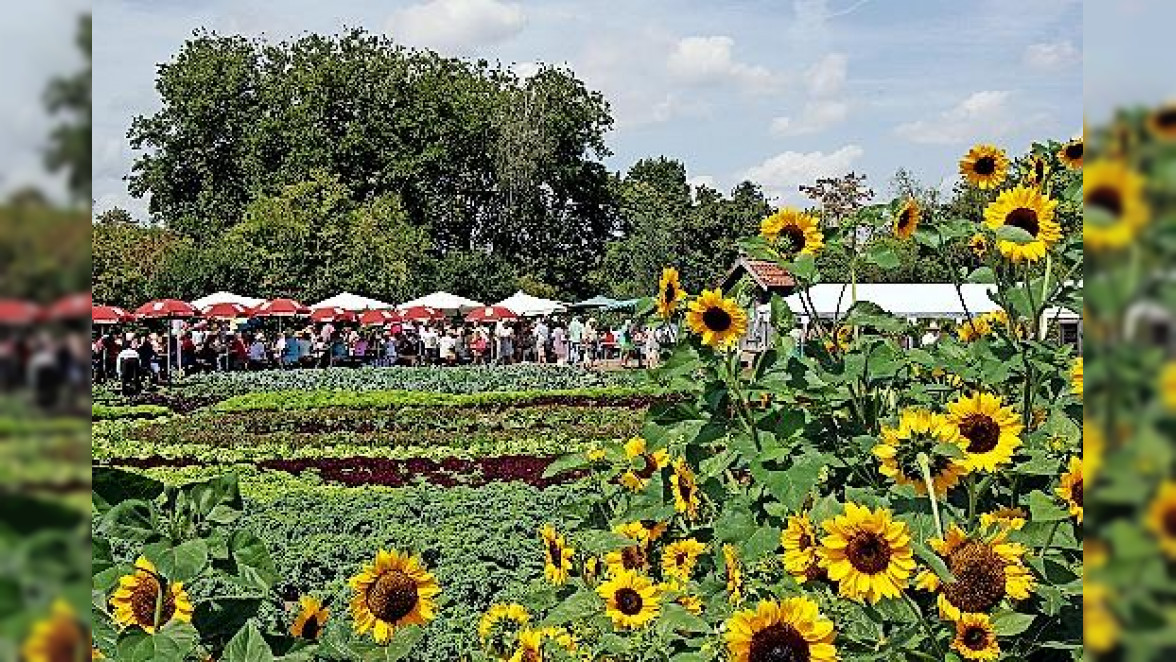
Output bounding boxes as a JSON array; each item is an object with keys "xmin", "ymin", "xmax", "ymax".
[
  {"xmin": 191, "ymin": 291, "xmax": 264, "ymax": 311},
  {"xmin": 398, "ymin": 291, "xmax": 485, "ymax": 314},
  {"xmin": 495, "ymin": 291, "xmax": 568, "ymax": 317},
  {"xmin": 783, "ymin": 283, "xmax": 1002, "ymax": 319},
  {"xmin": 310, "ymin": 292, "xmax": 393, "ymax": 311}
]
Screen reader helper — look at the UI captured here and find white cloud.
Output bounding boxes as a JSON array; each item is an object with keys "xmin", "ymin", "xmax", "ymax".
[
  {"xmin": 770, "ymin": 99, "xmax": 848, "ymax": 136},
  {"xmin": 742, "ymin": 145, "xmax": 864, "ymax": 201},
  {"xmin": 894, "ymin": 91, "xmax": 1018, "ymax": 144},
  {"xmin": 769, "ymin": 53, "xmax": 849, "ymax": 136},
  {"xmin": 688, "ymin": 174, "xmax": 717, "ymax": 190},
  {"xmin": 387, "ymin": 0, "xmax": 525, "ymax": 52},
  {"xmin": 510, "ymin": 61, "xmax": 542, "ymax": 79},
  {"xmin": 666, "ymin": 36, "xmax": 779, "ymax": 91},
  {"xmin": 1023, "ymin": 40, "xmax": 1080, "ymax": 70},
  {"xmin": 804, "ymin": 52, "xmax": 847, "ymax": 97}
]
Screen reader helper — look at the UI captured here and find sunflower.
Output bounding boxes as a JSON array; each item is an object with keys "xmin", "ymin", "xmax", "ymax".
[
  {"xmin": 916, "ymin": 525, "xmax": 1034, "ymax": 621},
  {"xmin": 1085, "ymin": 582, "xmax": 1120, "ymax": 654},
  {"xmin": 661, "ymin": 539, "xmax": 707, "ymax": 584},
  {"xmin": 959, "ymin": 144, "xmax": 1009, "ymax": 189},
  {"xmin": 1025, "ymin": 154, "xmax": 1049, "ymax": 187},
  {"xmin": 1147, "ymin": 102, "xmax": 1176, "ymax": 141},
  {"xmin": 725, "ymin": 597, "xmax": 838, "ymax": 662},
  {"xmin": 606, "ymin": 521, "xmax": 652, "ymax": 576},
  {"xmin": 1146, "ymin": 482, "xmax": 1176, "ymax": 559},
  {"xmin": 894, "ymin": 198, "xmax": 920, "ymax": 239},
  {"xmin": 670, "ymin": 458, "xmax": 700, "ymax": 519},
  {"xmin": 478, "ymin": 603, "xmax": 530, "ymax": 642},
  {"xmin": 677, "ymin": 594, "xmax": 704, "ymax": 615},
  {"xmin": 289, "ymin": 595, "xmax": 329, "ymax": 640},
  {"xmin": 349, "ymin": 549, "xmax": 440, "ymax": 644},
  {"xmin": 22, "ymin": 600, "xmax": 90, "ymax": 662},
  {"xmin": 1056, "ymin": 456, "xmax": 1083, "ymax": 524},
  {"xmin": 956, "ymin": 315, "xmax": 991, "ymax": 342},
  {"xmin": 723, "ymin": 544, "xmax": 744, "ymax": 604},
  {"xmin": 874, "ymin": 408, "xmax": 969, "ymax": 496},
  {"xmin": 686, "ymin": 289, "xmax": 749, "ymax": 350},
  {"xmin": 509, "ymin": 629, "xmax": 544, "ymax": 662},
  {"xmin": 538, "ymin": 626, "xmax": 577, "ymax": 654},
  {"xmin": 818, "ymin": 503, "xmax": 915, "ymax": 604},
  {"xmin": 1057, "ymin": 138, "xmax": 1083, "ymax": 169},
  {"xmin": 951, "ymin": 613, "xmax": 1000, "ymax": 661},
  {"xmin": 1084, "ymin": 420, "xmax": 1104, "ymax": 483},
  {"xmin": 760, "ymin": 208, "xmax": 825, "ymax": 255},
  {"xmin": 1084, "ymin": 160, "xmax": 1151, "ymax": 251},
  {"xmin": 780, "ymin": 513, "xmax": 825, "ymax": 583},
  {"xmin": 619, "ymin": 437, "xmax": 671, "ymax": 491},
  {"xmin": 657, "ymin": 267, "xmax": 687, "ymax": 318},
  {"xmin": 540, "ymin": 524, "xmax": 575, "ymax": 585},
  {"xmin": 110, "ymin": 557, "xmax": 194, "ymax": 633},
  {"xmin": 945, "ymin": 392, "xmax": 1023, "ymax": 472},
  {"xmin": 597, "ymin": 570, "xmax": 661, "ymax": 630},
  {"xmin": 979, "ymin": 507, "xmax": 1027, "ymax": 532},
  {"xmin": 969, "ymin": 233, "xmax": 988, "ymax": 258},
  {"xmin": 824, "ymin": 325, "xmax": 854, "ymax": 353},
  {"xmin": 585, "ymin": 446, "xmax": 606, "ymax": 462},
  {"xmin": 1162, "ymin": 362, "xmax": 1176, "ymax": 411},
  {"xmin": 982, "ymin": 185, "xmax": 1061, "ymax": 262}
]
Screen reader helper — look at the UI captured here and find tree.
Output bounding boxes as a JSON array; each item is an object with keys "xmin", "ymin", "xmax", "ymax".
[
  {"xmin": 45, "ymin": 14, "xmax": 91, "ymax": 204},
  {"xmin": 92, "ymin": 209, "xmax": 182, "ymax": 306}
]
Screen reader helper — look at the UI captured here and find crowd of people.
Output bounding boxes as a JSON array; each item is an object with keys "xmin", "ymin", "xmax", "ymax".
[
  {"xmin": 93, "ymin": 314, "xmax": 673, "ymax": 393},
  {"xmin": 0, "ymin": 327, "xmax": 90, "ymax": 410}
]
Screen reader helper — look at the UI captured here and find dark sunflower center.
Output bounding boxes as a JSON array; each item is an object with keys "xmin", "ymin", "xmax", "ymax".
[
  {"xmin": 637, "ymin": 454, "xmax": 659, "ymax": 479},
  {"xmin": 1065, "ymin": 142, "xmax": 1083, "ymax": 160},
  {"xmin": 677, "ymin": 471, "xmax": 694, "ymax": 502},
  {"xmin": 547, "ymin": 539, "xmax": 563, "ymax": 565},
  {"xmin": 676, "ymin": 552, "xmax": 688, "ymax": 567},
  {"xmin": 1072, "ymin": 479, "xmax": 1083, "ymax": 508},
  {"xmin": 1087, "ymin": 186, "xmax": 1123, "ymax": 218},
  {"xmin": 973, "ymin": 157, "xmax": 996, "ymax": 176},
  {"xmin": 943, "ymin": 541, "xmax": 1007, "ymax": 613},
  {"xmin": 301, "ymin": 614, "xmax": 321, "ymax": 640},
  {"xmin": 898, "ymin": 208, "xmax": 914, "ymax": 229},
  {"xmin": 42, "ymin": 619, "xmax": 85, "ymax": 661},
  {"xmin": 846, "ymin": 531, "xmax": 892, "ymax": 575},
  {"xmin": 958, "ymin": 414, "xmax": 1001, "ymax": 453},
  {"xmin": 130, "ymin": 575, "xmax": 176, "ymax": 628},
  {"xmin": 782, "ymin": 226, "xmax": 807, "ymax": 252},
  {"xmin": 1034, "ymin": 159, "xmax": 1046, "ymax": 181},
  {"xmin": 798, "ymin": 531, "xmax": 813, "ymax": 550},
  {"xmin": 615, "ymin": 587, "xmax": 644, "ymax": 615},
  {"xmin": 702, "ymin": 306, "xmax": 733, "ymax": 332},
  {"xmin": 895, "ymin": 434, "xmax": 952, "ymax": 482},
  {"xmin": 367, "ymin": 569, "xmax": 419, "ymax": 623},
  {"xmin": 1004, "ymin": 208, "xmax": 1040, "ymax": 237},
  {"xmin": 1156, "ymin": 108, "xmax": 1176, "ymax": 128},
  {"xmin": 621, "ymin": 546, "xmax": 646, "ymax": 570},
  {"xmin": 749, "ymin": 623, "xmax": 810, "ymax": 662},
  {"xmin": 522, "ymin": 649, "xmax": 541, "ymax": 662},
  {"xmin": 962, "ymin": 625, "xmax": 989, "ymax": 650},
  {"xmin": 1160, "ymin": 507, "xmax": 1176, "ymax": 538},
  {"xmin": 663, "ymin": 282, "xmax": 677, "ymax": 304}
]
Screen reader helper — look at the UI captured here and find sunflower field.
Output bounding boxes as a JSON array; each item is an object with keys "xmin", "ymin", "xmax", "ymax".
[{"xmin": 89, "ymin": 139, "xmax": 1083, "ymax": 661}]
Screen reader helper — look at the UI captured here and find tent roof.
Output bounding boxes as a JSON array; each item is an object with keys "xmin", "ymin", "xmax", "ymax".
[
  {"xmin": 569, "ymin": 295, "xmax": 621, "ymax": 310},
  {"xmin": 191, "ymin": 291, "xmax": 264, "ymax": 310},
  {"xmin": 783, "ymin": 283, "xmax": 1001, "ymax": 319},
  {"xmin": 398, "ymin": 291, "xmax": 485, "ymax": 313},
  {"xmin": 310, "ymin": 292, "xmax": 393, "ymax": 311},
  {"xmin": 495, "ymin": 291, "xmax": 568, "ymax": 316},
  {"xmin": 605, "ymin": 298, "xmax": 642, "ymax": 311}
]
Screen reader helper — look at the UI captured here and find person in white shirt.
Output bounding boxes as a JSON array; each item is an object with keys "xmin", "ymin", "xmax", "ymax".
[
  {"xmin": 420, "ymin": 325, "xmax": 440, "ymax": 364},
  {"xmin": 533, "ymin": 319, "xmax": 550, "ymax": 363},
  {"xmin": 439, "ymin": 330, "xmax": 457, "ymax": 365}
]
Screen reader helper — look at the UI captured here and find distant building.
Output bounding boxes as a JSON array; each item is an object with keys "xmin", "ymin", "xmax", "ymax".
[{"xmin": 718, "ymin": 256, "xmax": 796, "ymax": 353}]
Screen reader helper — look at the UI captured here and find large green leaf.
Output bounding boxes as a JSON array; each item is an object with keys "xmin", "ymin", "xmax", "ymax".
[
  {"xmin": 222, "ymin": 622, "xmax": 275, "ymax": 662},
  {"xmin": 115, "ymin": 622, "xmax": 199, "ymax": 662},
  {"xmin": 541, "ymin": 589, "xmax": 602, "ymax": 626},
  {"xmin": 93, "ymin": 467, "xmax": 164, "ymax": 508},
  {"xmin": 144, "ymin": 539, "xmax": 210, "ymax": 583}
]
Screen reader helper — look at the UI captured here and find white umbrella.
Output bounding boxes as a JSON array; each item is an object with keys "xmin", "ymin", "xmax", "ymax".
[
  {"xmin": 495, "ymin": 290, "xmax": 568, "ymax": 317},
  {"xmin": 310, "ymin": 292, "xmax": 393, "ymax": 311},
  {"xmin": 191, "ymin": 291, "xmax": 264, "ymax": 311},
  {"xmin": 398, "ymin": 291, "xmax": 485, "ymax": 315}
]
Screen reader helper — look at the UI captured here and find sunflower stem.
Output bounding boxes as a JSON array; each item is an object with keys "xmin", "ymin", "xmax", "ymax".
[
  {"xmin": 902, "ymin": 591, "xmax": 946, "ymax": 659},
  {"xmin": 917, "ymin": 453, "xmax": 944, "ymax": 539},
  {"xmin": 1040, "ymin": 519, "xmax": 1063, "ymax": 561}
]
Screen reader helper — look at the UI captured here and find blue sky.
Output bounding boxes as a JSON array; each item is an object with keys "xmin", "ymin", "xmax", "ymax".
[{"xmin": 92, "ymin": 0, "xmax": 1082, "ymax": 218}]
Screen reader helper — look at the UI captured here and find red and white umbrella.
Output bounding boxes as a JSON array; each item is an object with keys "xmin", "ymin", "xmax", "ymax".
[
  {"xmin": 400, "ymin": 305, "xmax": 445, "ymax": 322},
  {"xmin": 249, "ymin": 298, "xmax": 310, "ymax": 318},
  {"xmin": 47, "ymin": 293, "xmax": 91, "ymax": 320},
  {"xmin": 310, "ymin": 307, "xmax": 357, "ymax": 323},
  {"xmin": 0, "ymin": 299, "xmax": 41, "ymax": 325},
  {"xmin": 92, "ymin": 305, "xmax": 135, "ymax": 325},
  {"xmin": 466, "ymin": 305, "xmax": 518, "ymax": 323},
  {"xmin": 202, "ymin": 302, "xmax": 251, "ymax": 320},
  {"xmin": 135, "ymin": 299, "xmax": 197, "ymax": 319},
  {"xmin": 359, "ymin": 309, "xmax": 401, "ymax": 326}
]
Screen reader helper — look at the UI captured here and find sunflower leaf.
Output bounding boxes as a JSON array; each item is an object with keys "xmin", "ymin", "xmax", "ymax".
[
  {"xmin": 540, "ymin": 589, "xmax": 602, "ymax": 626},
  {"xmin": 991, "ymin": 611, "xmax": 1036, "ymax": 636},
  {"xmin": 578, "ymin": 531, "xmax": 639, "ymax": 554},
  {"xmin": 913, "ymin": 541, "xmax": 955, "ymax": 584},
  {"xmin": 994, "ymin": 225, "xmax": 1036, "ymax": 244},
  {"xmin": 222, "ymin": 622, "xmax": 274, "ymax": 662}
]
